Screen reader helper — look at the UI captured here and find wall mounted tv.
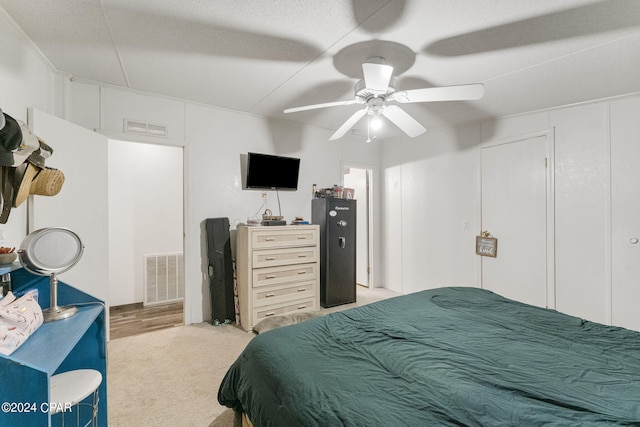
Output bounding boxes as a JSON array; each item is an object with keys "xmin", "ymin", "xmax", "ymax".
[{"xmin": 245, "ymin": 152, "xmax": 300, "ymax": 191}]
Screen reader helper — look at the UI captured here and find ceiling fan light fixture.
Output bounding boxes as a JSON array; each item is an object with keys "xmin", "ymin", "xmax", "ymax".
[
  {"xmin": 283, "ymin": 56, "xmax": 484, "ymax": 141},
  {"xmin": 369, "ymin": 115, "xmax": 383, "ymax": 131},
  {"xmin": 362, "ymin": 61, "xmax": 394, "ymax": 92}
]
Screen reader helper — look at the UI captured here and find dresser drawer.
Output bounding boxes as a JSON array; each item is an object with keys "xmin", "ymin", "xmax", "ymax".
[
  {"xmin": 251, "ymin": 228, "xmax": 318, "ymax": 249},
  {"xmin": 252, "ymin": 263, "xmax": 317, "ymax": 288},
  {"xmin": 252, "ymin": 280, "xmax": 316, "ymax": 307},
  {"xmin": 252, "ymin": 297, "xmax": 316, "ymax": 326},
  {"xmin": 252, "ymin": 246, "xmax": 318, "ymax": 268}
]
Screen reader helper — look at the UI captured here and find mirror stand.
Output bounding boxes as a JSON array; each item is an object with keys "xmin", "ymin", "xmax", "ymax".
[{"xmin": 42, "ymin": 272, "xmax": 78, "ymax": 322}]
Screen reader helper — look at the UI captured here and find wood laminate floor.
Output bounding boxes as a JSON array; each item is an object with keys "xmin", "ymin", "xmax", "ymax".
[{"xmin": 110, "ymin": 301, "xmax": 184, "ymax": 340}]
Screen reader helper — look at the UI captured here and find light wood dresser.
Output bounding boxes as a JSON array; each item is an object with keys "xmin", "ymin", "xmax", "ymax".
[{"xmin": 236, "ymin": 225, "xmax": 320, "ymax": 331}]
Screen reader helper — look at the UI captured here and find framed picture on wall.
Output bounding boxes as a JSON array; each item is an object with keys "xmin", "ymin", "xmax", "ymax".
[{"xmin": 476, "ymin": 235, "xmax": 497, "ymax": 257}]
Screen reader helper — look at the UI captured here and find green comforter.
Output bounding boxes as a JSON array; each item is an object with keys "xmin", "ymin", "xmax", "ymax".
[{"xmin": 218, "ymin": 287, "xmax": 640, "ymax": 426}]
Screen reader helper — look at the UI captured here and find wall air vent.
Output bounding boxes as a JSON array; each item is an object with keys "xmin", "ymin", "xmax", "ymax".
[
  {"xmin": 124, "ymin": 119, "xmax": 168, "ymax": 138},
  {"xmin": 144, "ymin": 253, "xmax": 184, "ymax": 306}
]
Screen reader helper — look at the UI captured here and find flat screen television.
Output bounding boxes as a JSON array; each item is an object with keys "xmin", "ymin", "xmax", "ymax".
[{"xmin": 245, "ymin": 152, "xmax": 300, "ymax": 190}]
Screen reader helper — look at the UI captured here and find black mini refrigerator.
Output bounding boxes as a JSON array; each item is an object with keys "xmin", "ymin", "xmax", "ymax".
[{"xmin": 312, "ymin": 198, "xmax": 357, "ymax": 307}]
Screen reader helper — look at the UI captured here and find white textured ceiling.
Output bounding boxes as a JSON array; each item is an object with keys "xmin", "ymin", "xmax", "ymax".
[{"xmin": 1, "ymin": 0, "xmax": 639, "ymax": 139}]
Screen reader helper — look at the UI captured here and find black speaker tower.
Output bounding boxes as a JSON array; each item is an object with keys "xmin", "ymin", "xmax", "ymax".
[{"xmin": 205, "ymin": 217, "xmax": 236, "ymax": 325}]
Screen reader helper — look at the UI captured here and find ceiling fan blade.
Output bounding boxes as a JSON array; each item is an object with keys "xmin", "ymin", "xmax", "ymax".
[
  {"xmin": 362, "ymin": 63, "xmax": 394, "ymax": 91},
  {"xmin": 329, "ymin": 108, "xmax": 368, "ymax": 141},
  {"xmin": 390, "ymin": 83, "xmax": 484, "ymax": 104},
  {"xmin": 284, "ymin": 99, "xmax": 363, "ymax": 114},
  {"xmin": 382, "ymin": 105, "xmax": 426, "ymax": 138}
]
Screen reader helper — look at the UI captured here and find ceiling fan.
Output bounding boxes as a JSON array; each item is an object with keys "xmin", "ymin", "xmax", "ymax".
[{"xmin": 283, "ymin": 58, "xmax": 484, "ymax": 141}]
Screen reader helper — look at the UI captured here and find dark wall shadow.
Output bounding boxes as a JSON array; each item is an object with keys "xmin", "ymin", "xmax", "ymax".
[
  {"xmin": 352, "ymin": 0, "xmax": 407, "ymax": 33},
  {"xmin": 424, "ymin": 0, "xmax": 640, "ymax": 57},
  {"xmin": 265, "ymin": 117, "xmax": 306, "ymax": 154},
  {"xmin": 102, "ymin": 5, "xmax": 324, "ymax": 61}
]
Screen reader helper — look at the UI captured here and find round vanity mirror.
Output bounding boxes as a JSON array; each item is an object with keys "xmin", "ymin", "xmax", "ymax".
[{"xmin": 18, "ymin": 228, "xmax": 84, "ymax": 322}]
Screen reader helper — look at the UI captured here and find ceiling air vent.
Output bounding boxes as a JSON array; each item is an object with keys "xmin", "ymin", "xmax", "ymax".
[{"xmin": 124, "ymin": 119, "xmax": 168, "ymax": 138}]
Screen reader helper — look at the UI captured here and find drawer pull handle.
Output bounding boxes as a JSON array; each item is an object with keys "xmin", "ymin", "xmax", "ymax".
[
  {"xmin": 297, "ymin": 254, "xmax": 307, "ymax": 258},
  {"xmin": 297, "ymin": 305, "xmax": 307, "ymax": 310},
  {"xmin": 297, "ymin": 288, "xmax": 306, "ymax": 292},
  {"xmin": 266, "ymin": 275, "xmax": 276, "ymax": 279},
  {"xmin": 265, "ymin": 312, "xmax": 276, "ymax": 317},
  {"xmin": 297, "ymin": 271, "xmax": 307, "ymax": 275},
  {"xmin": 265, "ymin": 293, "xmax": 276, "ymax": 298},
  {"xmin": 265, "ymin": 257, "xmax": 276, "ymax": 260},
  {"xmin": 297, "ymin": 236, "xmax": 307, "ymax": 239},
  {"xmin": 265, "ymin": 238, "xmax": 276, "ymax": 241}
]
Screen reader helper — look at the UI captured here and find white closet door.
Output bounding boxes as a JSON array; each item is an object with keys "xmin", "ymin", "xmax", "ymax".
[
  {"xmin": 480, "ymin": 135, "xmax": 550, "ymax": 309},
  {"xmin": 611, "ymin": 98, "xmax": 640, "ymax": 332},
  {"xmin": 29, "ymin": 109, "xmax": 109, "ymax": 306}
]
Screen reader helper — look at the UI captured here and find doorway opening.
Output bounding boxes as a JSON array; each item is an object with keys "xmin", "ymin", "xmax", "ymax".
[
  {"xmin": 107, "ymin": 139, "xmax": 185, "ymax": 339},
  {"xmin": 343, "ymin": 164, "xmax": 374, "ymax": 288}
]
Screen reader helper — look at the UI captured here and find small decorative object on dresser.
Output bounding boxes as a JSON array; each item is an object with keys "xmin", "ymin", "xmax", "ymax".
[{"xmin": 235, "ymin": 225, "xmax": 320, "ymax": 332}]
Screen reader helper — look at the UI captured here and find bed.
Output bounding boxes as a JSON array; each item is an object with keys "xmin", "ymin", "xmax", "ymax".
[{"xmin": 218, "ymin": 286, "xmax": 640, "ymax": 426}]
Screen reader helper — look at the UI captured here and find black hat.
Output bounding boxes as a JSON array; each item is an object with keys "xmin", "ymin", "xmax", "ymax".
[{"xmin": 0, "ymin": 113, "xmax": 22, "ymax": 167}]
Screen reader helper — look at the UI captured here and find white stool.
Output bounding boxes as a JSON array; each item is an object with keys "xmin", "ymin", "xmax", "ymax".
[{"xmin": 50, "ymin": 369, "xmax": 102, "ymax": 427}]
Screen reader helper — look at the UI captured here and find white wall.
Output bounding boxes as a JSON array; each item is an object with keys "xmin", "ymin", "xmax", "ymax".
[
  {"xmin": 0, "ymin": 9, "xmax": 59, "ymax": 254},
  {"xmin": 382, "ymin": 93, "xmax": 640, "ymax": 330},
  {"xmin": 108, "ymin": 140, "xmax": 184, "ymax": 307},
  {"xmin": 381, "ymin": 125, "xmax": 482, "ymax": 294}
]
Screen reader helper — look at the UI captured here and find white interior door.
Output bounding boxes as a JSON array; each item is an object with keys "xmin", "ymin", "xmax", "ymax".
[
  {"xmin": 480, "ymin": 135, "xmax": 550, "ymax": 308},
  {"xmin": 29, "ymin": 109, "xmax": 109, "ymax": 306},
  {"xmin": 611, "ymin": 98, "xmax": 640, "ymax": 331},
  {"xmin": 343, "ymin": 166, "xmax": 371, "ymax": 287}
]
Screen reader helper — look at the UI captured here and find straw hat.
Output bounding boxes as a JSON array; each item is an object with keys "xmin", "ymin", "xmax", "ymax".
[
  {"xmin": 13, "ymin": 164, "xmax": 64, "ymax": 208},
  {"xmin": 30, "ymin": 167, "xmax": 65, "ymax": 196}
]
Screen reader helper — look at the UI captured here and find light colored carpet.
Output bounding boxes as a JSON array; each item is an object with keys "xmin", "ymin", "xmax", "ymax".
[
  {"xmin": 108, "ymin": 286, "xmax": 399, "ymax": 426},
  {"xmin": 108, "ymin": 322, "xmax": 253, "ymax": 426}
]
